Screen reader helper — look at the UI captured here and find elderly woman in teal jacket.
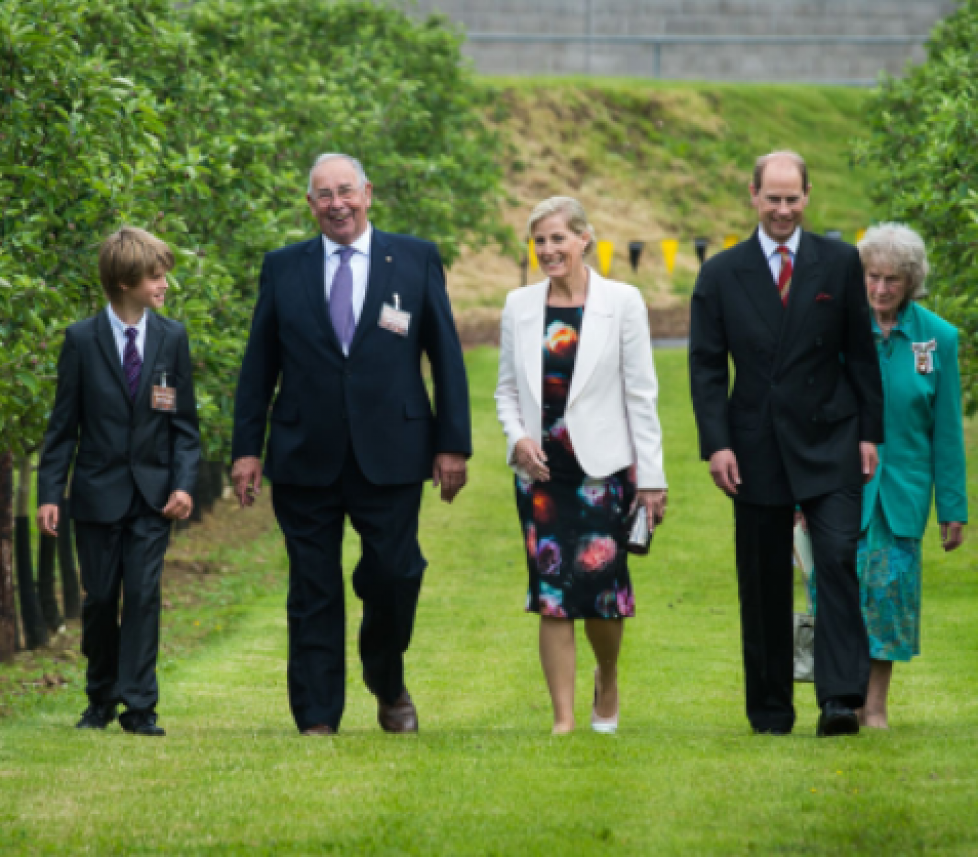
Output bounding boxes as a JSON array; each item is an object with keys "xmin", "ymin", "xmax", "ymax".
[{"xmin": 851, "ymin": 223, "xmax": 968, "ymax": 729}]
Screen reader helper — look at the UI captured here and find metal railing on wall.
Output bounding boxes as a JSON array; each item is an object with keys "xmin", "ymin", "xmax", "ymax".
[{"xmin": 465, "ymin": 33, "xmax": 929, "ymax": 84}]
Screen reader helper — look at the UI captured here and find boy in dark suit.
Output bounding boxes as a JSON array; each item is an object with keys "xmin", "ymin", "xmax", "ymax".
[{"xmin": 36, "ymin": 226, "xmax": 200, "ymax": 737}]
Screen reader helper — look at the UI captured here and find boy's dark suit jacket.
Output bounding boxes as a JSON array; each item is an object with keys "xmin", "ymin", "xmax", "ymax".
[
  {"xmin": 37, "ymin": 310, "xmax": 201, "ymax": 521},
  {"xmin": 231, "ymin": 229, "xmax": 472, "ymax": 482},
  {"xmin": 689, "ymin": 228, "xmax": 884, "ymax": 503}
]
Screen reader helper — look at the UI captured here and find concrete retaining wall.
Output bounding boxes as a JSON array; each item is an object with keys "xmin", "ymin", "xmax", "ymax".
[{"xmin": 389, "ymin": 0, "xmax": 960, "ymax": 83}]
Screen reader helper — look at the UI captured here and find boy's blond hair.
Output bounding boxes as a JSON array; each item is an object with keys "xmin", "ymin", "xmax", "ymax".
[{"xmin": 98, "ymin": 226, "xmax": 174, "ymax": 300}]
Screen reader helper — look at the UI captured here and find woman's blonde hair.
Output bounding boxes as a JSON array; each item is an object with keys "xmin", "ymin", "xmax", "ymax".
[
  {"xmin": 526, "ymin": 196, "xmax": 596, "ymax": 255},
  {"xmin": 857, "ymin": 222, "xmax": 929, "ymax": 300}
]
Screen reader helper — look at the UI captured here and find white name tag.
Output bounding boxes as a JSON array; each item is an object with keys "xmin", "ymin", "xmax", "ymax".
[
  {"xmin": 912, "ymin": 339, "xmax": 936, "ymax": 374},
  {"xmin": 379, "ymin": 293, "xmax": 411, "ymax": 336}
]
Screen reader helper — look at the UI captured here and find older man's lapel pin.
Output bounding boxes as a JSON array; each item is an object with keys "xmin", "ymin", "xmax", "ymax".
[{"xmin": 379, "ymin": 291, "xmax": 411, "ymax": 336}]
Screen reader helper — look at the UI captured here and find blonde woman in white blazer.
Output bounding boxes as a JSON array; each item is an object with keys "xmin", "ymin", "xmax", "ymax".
[{"xmin": 495, "ymin": 197, "xmax": 667, "ymax": 735}]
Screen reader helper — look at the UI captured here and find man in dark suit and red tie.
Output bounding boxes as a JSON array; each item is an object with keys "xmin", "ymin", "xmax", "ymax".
[
  {"xmin": 231, "ymin": 153, "xmax": 471, "ymax": 736},
  {"xmin": 689, "ymin": 151, "xmax": 884, "ymax": 737}
]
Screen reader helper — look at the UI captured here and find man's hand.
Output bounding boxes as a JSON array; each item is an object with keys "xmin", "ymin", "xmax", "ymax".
[
  {"xmin": 162, "ymin": 490, "xmax": 194, "ymax": 521},
  {"xmin": 708, "ymin": 449, "xmax": 741, "ymax": 495},
  {"xmin": 859, "ymin": 442, "xmax": 879, "ymax": 484},
  {"xmin": 433, "ymin": 453, "xmax": 468, "ymax": 504},
  {"xmin": 232, "ymin": 456, "xmax": 263, "ymax": 508},
  {"xmin": 513, "ymin": 437, "xmax": 550, "ymax": 483},
  {"xmin": 37, "ymin": 503, "xmax": 59, "ymax": 537},
  {"xmin": 941, "ymin": 522, "xmax": 965, "ymax": 552}
]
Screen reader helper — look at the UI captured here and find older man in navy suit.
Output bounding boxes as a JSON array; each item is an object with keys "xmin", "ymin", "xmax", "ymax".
[{"xmin": 232, "ymin": 154, "xmax": 471, "ymax": 736}]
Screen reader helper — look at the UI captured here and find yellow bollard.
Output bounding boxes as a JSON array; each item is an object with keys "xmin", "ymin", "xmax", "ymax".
[
  {"xmin": 660, "ymin": 239, "xmax": 679, "ymax": 276},
  {"xmin": 596, "ymin": 240, "xmax": 615, "ymax": 277}
]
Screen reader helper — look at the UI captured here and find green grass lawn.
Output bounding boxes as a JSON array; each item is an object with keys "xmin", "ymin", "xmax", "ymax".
[{"xmin": 2, "ymin": 348, "xmax": 976, "ymax": 855}]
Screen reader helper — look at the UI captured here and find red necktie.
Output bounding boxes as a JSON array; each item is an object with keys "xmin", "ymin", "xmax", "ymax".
[{"xmin": 776, "ymin": 246, "xmax": 793, "ymax": 306}]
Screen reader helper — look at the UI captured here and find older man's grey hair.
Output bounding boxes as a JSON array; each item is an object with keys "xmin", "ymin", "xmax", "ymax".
[
  {"xmin": 307, "ymin": 154, "xmax": 370, "ymax": 194},
  {"xmin": 857, "ymin": 222, "xmax": 929, "ymax": 300},
  {"xmin": 526, "ymin": 196, "xmax": 597, "ymax": 256}
]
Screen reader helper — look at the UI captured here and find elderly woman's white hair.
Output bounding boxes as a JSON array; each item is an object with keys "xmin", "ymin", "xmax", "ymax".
[
  {"xmin": 526, "ymin": 197, "xmax": 596, "ymax": 256},
  {"xmin": 857, "ymin": 223, "xmax": 929, "ymax": 300}
]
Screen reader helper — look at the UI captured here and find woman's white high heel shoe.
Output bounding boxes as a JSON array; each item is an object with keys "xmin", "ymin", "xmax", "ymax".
[{"xmin": 591, "ymin": 669, "xmax": 619, "ymax": 734}]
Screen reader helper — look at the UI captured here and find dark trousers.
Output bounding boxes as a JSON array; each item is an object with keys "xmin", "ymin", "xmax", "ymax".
[
  {"xmin": 74, "ymin": 493, "xmax": 171, "ymax": 713},
  {"xmin": 734, "ymin": 485, "xmax": 870, "ymax": 732},
  {"xmin": 271, "ymin": 453, "xmax": 426, "ymax": 733}
]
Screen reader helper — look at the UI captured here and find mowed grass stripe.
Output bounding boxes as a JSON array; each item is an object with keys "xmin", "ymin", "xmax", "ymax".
[{"xmin": 1, "ymin": 347, "xmax": 976, "ymax": 856}]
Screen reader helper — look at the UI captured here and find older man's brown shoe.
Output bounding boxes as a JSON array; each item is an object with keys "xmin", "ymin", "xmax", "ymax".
[
  {"xmin": 301, "ymin": 724, "xmax": 336, "ymax": 736},
  {"xmin": 378, "ymin": 690, "xmax": 418, "ymax": 734}
]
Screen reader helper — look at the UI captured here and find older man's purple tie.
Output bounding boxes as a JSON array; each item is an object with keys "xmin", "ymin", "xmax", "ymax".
[
  {"xmin": 123, "ymin": 326, "xmax": 141, "ymax": 399},
  {"xmin": 329, "ymin": 246, "xmax": 357, "ymax": 350}
]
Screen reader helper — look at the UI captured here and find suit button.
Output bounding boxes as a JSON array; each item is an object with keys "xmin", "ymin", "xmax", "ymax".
[
  {"xmin": 815, "ymin": 337, "xmax": 824, "ymax": 346},
  {"xmin": 807, "ymin": 377, "xmax": 815, "ymax": 386},
  {"xmin": 811, "ymin": 415, "xmax": 818, "ymax": 422}
]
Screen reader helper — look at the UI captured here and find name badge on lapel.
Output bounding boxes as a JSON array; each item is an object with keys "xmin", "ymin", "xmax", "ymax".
[
  {"xmin": 379, "ymin": 293, "xmax": 411, "ymax": 337},
  {"xmin": 151, "ymin": 372, "xmax": 177, "ymax": 413},
  {"xmin": 912, "ymin": 339, "xmax": 937, "ymax": 374}
]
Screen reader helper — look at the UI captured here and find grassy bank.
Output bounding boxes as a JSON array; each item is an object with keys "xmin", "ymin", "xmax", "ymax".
[
  {"xmin": 450, "ymin": 80, "xmax": 876, "ymax": 315},
  {"xmin": 1, "ymin": 348, "xmax": 976, "ymax": 855}
]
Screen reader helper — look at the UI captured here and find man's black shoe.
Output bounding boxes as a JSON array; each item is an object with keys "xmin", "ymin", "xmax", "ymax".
[
  {"xmin": 817, "ymin": 700, "xmax": 859, "ymax": 737},
  {"xmin": 753, "ymin": 726, "xmax": 791, "ymax": 736},
  {"xmin": 75, "ymin": 703, "xmax": 117, "ymax": 730},
  {"xmin": 119, "ymin": 710, "xmax": 165, "ymax": 737}
]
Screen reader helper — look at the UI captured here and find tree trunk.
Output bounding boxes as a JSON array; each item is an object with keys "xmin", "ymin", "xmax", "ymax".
[
  {"xmin": 0, "ymin": 451, "xmax": 16, "ymax": 662},
  {"xmin": 37, "ymin": 532, "xmax": 62, "ymax": 632},
  {"xmin": 14, "ymin": 456, "xmax": 48, "ymax": 649},
  {"xmin": 58, "ymin": 495, "xmax": 81, "ymax": 620}
]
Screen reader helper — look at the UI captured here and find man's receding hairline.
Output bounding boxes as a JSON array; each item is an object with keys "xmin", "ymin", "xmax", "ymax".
[{"xmin": 753, "ymin": 151, "xmax": 809, "ymax": 192}]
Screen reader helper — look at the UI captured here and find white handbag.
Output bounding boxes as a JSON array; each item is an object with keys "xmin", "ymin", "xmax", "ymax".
[{"xmin": 793, "ymin": 523, "xmax": 815, "ymax": 683}]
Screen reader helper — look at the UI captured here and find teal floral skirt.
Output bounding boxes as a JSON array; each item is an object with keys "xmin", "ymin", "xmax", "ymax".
[
  {"xmin": 858, "ymin": 501, "xmax": 922, "ymax": 662},
  {"xmin": 805, "ymin": 500, "xmax": 922, "ymax": 661}
]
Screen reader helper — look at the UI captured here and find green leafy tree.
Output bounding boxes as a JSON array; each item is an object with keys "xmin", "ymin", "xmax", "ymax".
[
  {"xmin": 855, "ymin": 0, "xmax": 978, "ymax": 413},
  {"xmin": 2, "ymin": 0, "xmax": 510, "ymax": 464}
]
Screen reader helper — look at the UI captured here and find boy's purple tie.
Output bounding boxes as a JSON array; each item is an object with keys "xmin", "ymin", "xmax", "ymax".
[
  {"xmin": 123, "ymin": 327, "xmax": 141, "ymax": 399},
  {"xmin": 329, "ymin": 246, "xmax": 357, "ymax": 350}
]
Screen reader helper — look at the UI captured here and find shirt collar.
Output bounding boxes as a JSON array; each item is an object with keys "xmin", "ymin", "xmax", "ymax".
[
  {"xmin": 322, "ymin": 223, "xmax": 372, "ymax": 260},
  {"xmin": 870, "ymin": 302, "xmax": 913, "ymax": 337},
  {"xmin": 757, "ymin": 226, "xmax": 801, "ymax": 260},
  {"xmin": 106, "ymin": 303, "xmax": 148, "ymax": 337}
]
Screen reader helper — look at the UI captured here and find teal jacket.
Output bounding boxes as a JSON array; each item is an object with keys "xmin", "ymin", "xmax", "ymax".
[{"xmin": 863, "ymin": 302, "xmax": 969, "ymax": 537}]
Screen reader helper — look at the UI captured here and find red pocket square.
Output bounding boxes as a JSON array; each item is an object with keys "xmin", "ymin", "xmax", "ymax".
[{"xmin": 816, "ymin": 293, "xmax": 833, "ymax": 302}]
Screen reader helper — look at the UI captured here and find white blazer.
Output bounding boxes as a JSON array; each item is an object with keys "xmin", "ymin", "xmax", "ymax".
[{"xmin": 495, "ymin": 269, "xmax": 667, "ymax": 489}]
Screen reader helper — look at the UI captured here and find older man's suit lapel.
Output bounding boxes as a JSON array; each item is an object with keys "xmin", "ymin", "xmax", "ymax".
[
  {"xmin": 300, "ymin": 236, "xmax": 344, "ymax": 354},
  {"xmin": 96, "ymin": 310, "xmax": 134, "ymax": 406},
  {"xmin": 566, "ymin": 271, "xmax": 613, "ymax": 410},
  {"xmin": 733, "ymin": 230, "xmax": 784, "ymax": 340},
  {"xmin": 349, "ymin": 230, "xmax": 395, "ymax": 356}
]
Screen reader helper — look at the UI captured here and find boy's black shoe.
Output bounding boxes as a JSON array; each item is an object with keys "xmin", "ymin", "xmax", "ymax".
[
  {"xmin": 76, "ymin": 703, "xmax": 118, "ymax": 730},
  {"xmin": 120, "ymin": 710, "xmax": 165, "ymax": 737}
]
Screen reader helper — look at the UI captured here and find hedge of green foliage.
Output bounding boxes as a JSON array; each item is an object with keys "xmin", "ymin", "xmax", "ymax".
[
  {"xmin": 0, "ymin": 0, "xmax": 510, "ymax": 458},
  {"xmin": 856, "ymin": 0, "xmax": 978, "ymax": 414}
]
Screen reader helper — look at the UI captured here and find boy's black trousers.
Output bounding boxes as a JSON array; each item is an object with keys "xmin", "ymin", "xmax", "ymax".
[{"xmin": 73, "ymin": 492, "xmax": 171, "ymax": 714}]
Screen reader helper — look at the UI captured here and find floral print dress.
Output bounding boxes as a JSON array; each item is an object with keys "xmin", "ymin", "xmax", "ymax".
[{"xmin": 516, "ymin": 306, "xmax": 636, "ymax": 620}]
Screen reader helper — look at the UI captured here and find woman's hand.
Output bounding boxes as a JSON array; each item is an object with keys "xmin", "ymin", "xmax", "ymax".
[
  {"xmin": 941, "ymin": 522, "xmax": 965, "ymax": 552},
  {"xmin": 514, "ymin": 438, "xmax": 550, "ymax": 483},
  {"xmin": 635, "ymin": 489, "xmax": 667, "ymax": 526}
]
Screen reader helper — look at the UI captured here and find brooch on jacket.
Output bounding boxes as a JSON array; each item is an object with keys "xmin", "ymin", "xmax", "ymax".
[
  {"xmin": 815, "ymin": 293, "xmax": 833, "ymax": 303},
  {"xmin": 912, "ymin": 339, "xmax": 937, "ymax": 374}
]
